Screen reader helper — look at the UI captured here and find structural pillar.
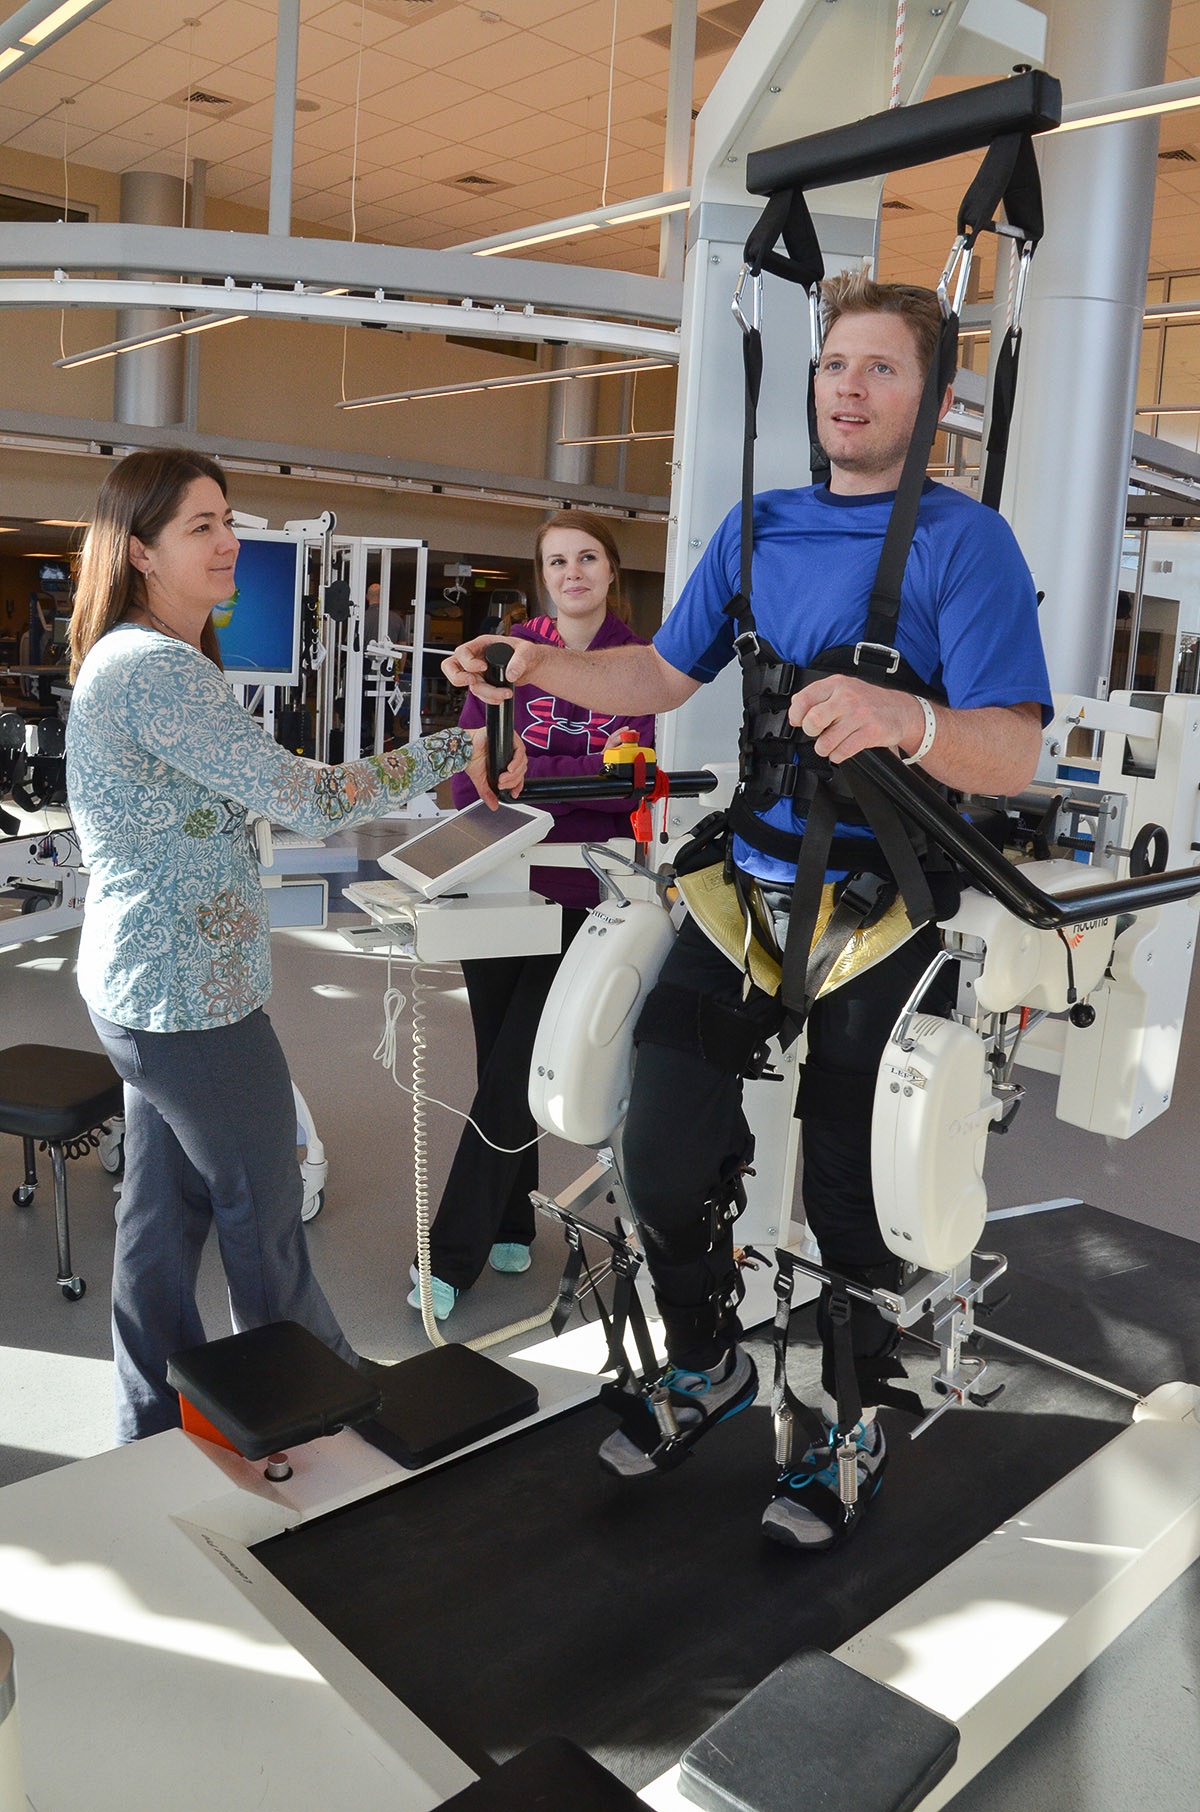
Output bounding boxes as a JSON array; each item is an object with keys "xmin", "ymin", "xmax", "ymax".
[
  {"xmin": 1002, "ymin": 0, "xmax": 1171, "ymax": 697},
  {"xmin": 544, "ymin": 346, "xmax": 596, "ymax": 490},
  {"xmin": 114, "ymin": 170, "xmax": 186, "ymax": 428},
  {"xmin": 659, "ymin": 0, "xmax": 696, "ymax": 281},
  {"xmin": 269, "ymin": 0, "xmax": 300, "ymax": 237}
]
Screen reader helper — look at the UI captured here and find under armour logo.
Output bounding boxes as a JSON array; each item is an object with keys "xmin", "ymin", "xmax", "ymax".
[{"xmin": 523, "ymin": 694, "xmax": 616, "ymax": 751}]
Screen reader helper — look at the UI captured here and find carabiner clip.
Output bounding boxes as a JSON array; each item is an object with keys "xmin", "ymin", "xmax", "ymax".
[
  {"xmin": 808, "ymin": 282, "xmax": 824, "ymax": 367},
  {"xmin": 1010, "ymin": 238, "xmax": 1035, "ymax": 337},
  {"xmin": 937, "ymin": 233, "xmax": 974, "ymax": 319},
  {"xmin": 732, "ymin": 263, "xmax": 763, "ymax": 336}
]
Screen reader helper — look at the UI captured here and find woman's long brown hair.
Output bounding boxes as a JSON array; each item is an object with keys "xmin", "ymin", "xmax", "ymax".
[{"xmin": 70, "ymin": 447, "xmax": 228, "ymax": 681}]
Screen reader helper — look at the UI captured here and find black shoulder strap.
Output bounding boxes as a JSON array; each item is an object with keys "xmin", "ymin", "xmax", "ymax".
[
  {"xmin": 861, "ymin": 312, "xmax": 960, "ymax": 652},
  {"xmin": 957, "ymin": 131, "xmax": 1045, "ymax": 512}
]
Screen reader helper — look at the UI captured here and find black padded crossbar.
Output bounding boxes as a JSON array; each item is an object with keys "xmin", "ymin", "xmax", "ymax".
[{"xmin": 746, "ymin": 69, "xmax": 1062, "ymax": 197}]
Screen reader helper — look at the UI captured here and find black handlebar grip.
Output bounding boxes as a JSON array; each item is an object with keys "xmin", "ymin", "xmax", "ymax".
[{"xmin": 484, "ymin": 645, "xmax": 514, "ymax": 794}]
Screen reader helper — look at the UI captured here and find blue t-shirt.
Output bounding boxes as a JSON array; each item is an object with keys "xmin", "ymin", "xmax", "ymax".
[{"xmin": 655, "ymin": 482, "xmax": 1052, "ymax": 885}]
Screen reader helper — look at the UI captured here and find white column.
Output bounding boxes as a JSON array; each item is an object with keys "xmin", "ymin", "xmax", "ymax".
[{"xmin": 1002, "ymin": 0, "xmax": 1171, "ymax": 696}]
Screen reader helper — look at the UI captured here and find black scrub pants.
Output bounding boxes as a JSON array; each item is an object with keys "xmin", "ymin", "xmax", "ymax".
[
  {"xmin": 621, "ymin": 910, "xmax": 947, "ymax": 1392},
  {"xmin": 426, "ymin": 907, "xmax": 587, "ymax": 1291}
]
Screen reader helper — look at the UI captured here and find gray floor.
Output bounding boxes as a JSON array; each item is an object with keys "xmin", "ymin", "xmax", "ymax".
[{"xmin": 2, "ymin": 859, "xmax": 1200, "ymax": 1809}]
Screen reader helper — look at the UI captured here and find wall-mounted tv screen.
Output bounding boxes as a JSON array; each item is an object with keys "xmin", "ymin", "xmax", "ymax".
[{"xmin": 214, "ymin": 531, "xmax": 303, "ymax": 689}]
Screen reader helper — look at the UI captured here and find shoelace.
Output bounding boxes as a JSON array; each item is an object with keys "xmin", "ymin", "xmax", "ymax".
[{"xmin": 783, "ymin": 1423, "xmax": 873, "ymax": 1491}]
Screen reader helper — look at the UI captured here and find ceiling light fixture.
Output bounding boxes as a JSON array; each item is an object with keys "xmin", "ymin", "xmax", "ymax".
[
  {"xmin": 0, "ymin": 0, "xmax": 114, "ymax": 84},
  {"xmin": 558, "ymin": 431, "xmax": 672, "ymax": 446},
  {"xmin": 1057, "ymin": 75, "xmax": 1200, "ymax": 135},
  {"xmin": 54, "ymin": 283, "xmax": 355, "ymax": 371},
  {"xmin": 473, "ymin": 223, "xmax": 603, "ymax": 258},
  {"xmin": 455, "ymin": 189, "xmax": 689, "ymax": 259},
  {"xmin": 338, "ymin": 356, "xmax": 673, "ymax": 412},
  {"xmin": 53, "ymin": 310, "xmax": 249, "ymax": 370}
]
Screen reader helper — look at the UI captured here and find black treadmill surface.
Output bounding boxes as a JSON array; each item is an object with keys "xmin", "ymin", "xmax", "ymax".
[{"xmin": 254, "ymin": 1204, "xmax": 1200, "ymax": 1791}]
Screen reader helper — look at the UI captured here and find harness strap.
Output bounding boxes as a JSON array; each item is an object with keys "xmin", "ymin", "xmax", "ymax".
[
  {"xmin": 826, "ymin": 1288, "xmax": 864, "ymax": 1438},
  {"xmin": 958, "ymin": 130, "xmax": 1044, "ymax": 245},
  {"xmin": 981, "ymin": 320, "xmax": 1020, "ymax": 511},
  {"xmin": 862, "ymin": 311, "xmax": 959, "ymax": 650},
  {"xmin": 771, "ymin": 1257, "xmax": 826, "ymax": 1460},
  {"xmin": 743, "ymin": 186, "xmax": 829, "ymax": 491},
  {"xmin": 956, "ymin": 130, "xmax": 1044, "ymax": 512}
]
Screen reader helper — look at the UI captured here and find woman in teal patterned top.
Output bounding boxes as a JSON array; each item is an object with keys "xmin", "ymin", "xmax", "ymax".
[{"xmin": 66, "ymin": 447, "xmax": 525, "ymax": 1441}]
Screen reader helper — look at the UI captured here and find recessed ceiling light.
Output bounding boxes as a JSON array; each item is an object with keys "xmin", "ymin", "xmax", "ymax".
[{"xmin": 295, "ymin": 97, "xmax": 320, "ymax": 113}]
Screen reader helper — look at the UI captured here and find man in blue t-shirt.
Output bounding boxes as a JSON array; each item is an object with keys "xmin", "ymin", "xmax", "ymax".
[{"xmin": 445, "ymin": 272, "xmax": 1053, "ymax": 1551}]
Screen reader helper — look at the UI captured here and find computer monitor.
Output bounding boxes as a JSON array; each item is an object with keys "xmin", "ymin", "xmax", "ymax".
[
  {"xmin": 37, "ymin": 561, "xmax": 71, "ymax": 594},
  {"xmin": 215, "ymin": 531, "xmax": 304, "ymax": 689}
]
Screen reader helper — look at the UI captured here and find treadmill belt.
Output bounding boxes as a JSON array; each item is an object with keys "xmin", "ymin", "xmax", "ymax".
[{"xmin": 254, "ymin": 1203, "xmax": 1196, "ymax": 1792}]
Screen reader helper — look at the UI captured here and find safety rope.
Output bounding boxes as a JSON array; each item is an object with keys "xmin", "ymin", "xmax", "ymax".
[{"xmin": 890, "ymin": 0, "xmax": 907, "ymax": 111}]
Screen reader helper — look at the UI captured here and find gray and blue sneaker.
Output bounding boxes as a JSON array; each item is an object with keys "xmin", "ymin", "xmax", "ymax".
[
  {"xmin": 599, "ymin": 1346, "xmax": 759, "ymax": 1478},
  {"xmin": 761, "ymin": 1416, "xmax": 886, "ymax": 1550}
]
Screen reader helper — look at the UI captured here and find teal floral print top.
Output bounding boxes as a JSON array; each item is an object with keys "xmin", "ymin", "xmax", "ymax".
[{"xmin": 67, "ymin": 625, "xmax": 474, "ymax": 1031}]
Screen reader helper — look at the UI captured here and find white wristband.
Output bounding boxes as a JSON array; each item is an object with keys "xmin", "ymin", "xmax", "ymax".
[{"xmin": 902, "ymin": 696, "xmax": 937, "ymax": 767}]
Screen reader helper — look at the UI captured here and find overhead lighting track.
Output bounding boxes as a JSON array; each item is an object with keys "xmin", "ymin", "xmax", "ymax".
[
  {"xmin": 1057, "ymin": 75, "xmax": 1200, "ymax": 135},
  {"xmin": 454, "ymin": 190, "xmax": 690, "ymax": 260},
  {"xmin": 0, "ymin": 275, "xmax": 680, "ymax": 365},
  {"xmin": 337, "ymin": 356, "xmax": 674, "ymax": 413},
  {"xmin": 558, "ymin": 431, "xmax": 673, "ymax": 447},
  {"xmin": 53, "ymin": 289, "xmax": 352, "ymax": 370},
  {"xmin": 53, "ymin": 310, "xmax": 250, "ymax": 370},
  {"xmin": 0, "ymin": 0, "xmax": 113, "ymax": 82}
]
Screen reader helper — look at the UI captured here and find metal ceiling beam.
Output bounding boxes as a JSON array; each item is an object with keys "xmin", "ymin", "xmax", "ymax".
[
  {"xmin": 0, "ymin": 223, "xmax": 682, "ymax": 324},
  {"xmin": 0, "ymin": 408, "xmax": 671, "ymax": 518}
]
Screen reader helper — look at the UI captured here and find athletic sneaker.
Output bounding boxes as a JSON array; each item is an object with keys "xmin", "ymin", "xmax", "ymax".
[
  {"xmin": 599, "ymin": 1346, "xmax": 759, "ymax": 1478},
  {"xmin": 761, "ymin": 1416, "xmax": 886, "ymax": 1551},
  {"xmin": 407, "ymin": 1263, "xmax": 457, "ymax": 1321},
  {"xmin": 489, "ymin": 1242, "xmax": 532, "ymax": 1274}
]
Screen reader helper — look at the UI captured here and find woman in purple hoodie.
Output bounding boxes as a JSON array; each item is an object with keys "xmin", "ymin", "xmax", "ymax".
[{"xmin": 409, "ymin": 511, "xmax": 654, "ymax": 1318}]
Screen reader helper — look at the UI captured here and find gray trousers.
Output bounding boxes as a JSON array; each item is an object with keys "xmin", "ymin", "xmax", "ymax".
[{"xmin": 89, "ymin": 1005, "xmax": 354, "ymax": 1442}]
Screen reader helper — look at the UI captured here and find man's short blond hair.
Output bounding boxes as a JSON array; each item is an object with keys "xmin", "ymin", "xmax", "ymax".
[{"xmin": 819, "ymin": 270, "xmax": 952, "ymax": 380}]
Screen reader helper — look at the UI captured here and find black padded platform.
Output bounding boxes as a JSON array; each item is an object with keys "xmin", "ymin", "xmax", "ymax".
[
  {"xmin": 167, "ymin": 1321, "xmax": 381, "ymax": 1460},
  {"xmin": 0, "ymin": 1043, "xmax": 122, "ymax": 1142},
  {"xmin": 441, "ymin": 1737, "xmax": 645, "ymax": 1809},
  {"xmin": 254, "ymin": 1205, "xmax": 1200, "ymax": 1792},
  {"xmin": 678, "ymin": 1648, "xmax": 958, "ymax": 1812},
  {"xmin": 359, "ymin": 1342, "xmax": 539, "ymax": 1469}
]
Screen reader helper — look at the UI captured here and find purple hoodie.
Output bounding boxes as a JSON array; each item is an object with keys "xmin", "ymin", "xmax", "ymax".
[{"xmin": 450, "ymin": 612, "xmax": 655, "ymax": 910}]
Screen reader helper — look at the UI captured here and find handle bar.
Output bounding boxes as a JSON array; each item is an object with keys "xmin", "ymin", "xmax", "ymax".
[
  {"xmin": 482, "ymin": 648, "xmax": 717, "ymax": 803},
  {"xmin": 851, "ymin": 746, "xmax": 1200, "ymax": 928}
]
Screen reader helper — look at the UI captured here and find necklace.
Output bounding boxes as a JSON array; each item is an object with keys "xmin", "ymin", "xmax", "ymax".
[{"xmin": 142, "ymin": 603, "xmax": 182, "ymax": 641}]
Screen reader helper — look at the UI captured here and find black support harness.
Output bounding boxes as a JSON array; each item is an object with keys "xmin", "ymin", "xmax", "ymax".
[{"xmin": 718, "ymin": 72, "xmax": 1058, "ymax": 1032}]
